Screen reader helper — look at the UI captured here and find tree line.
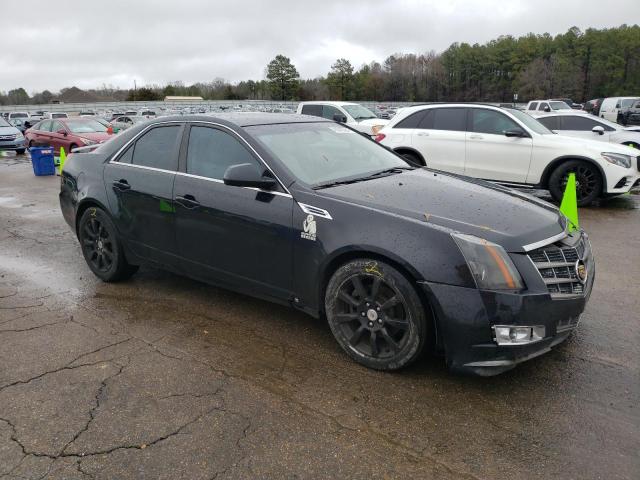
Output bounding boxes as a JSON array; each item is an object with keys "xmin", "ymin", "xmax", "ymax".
[{"xmin": 1, "ymin": 25, "xmax": 638, "ymax": 106}]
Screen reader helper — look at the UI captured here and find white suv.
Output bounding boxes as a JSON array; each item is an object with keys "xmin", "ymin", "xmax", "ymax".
[
  {"xmin": 297, "ymin": 101, "xmax": 388, "ymax": 136},
  {"xmin": 536, "ymin": 113, "xmax": 640, "ymax": 149},
  {"xmin": 376, "ymin": 104, "xmax": 640, "ymax": 206}
]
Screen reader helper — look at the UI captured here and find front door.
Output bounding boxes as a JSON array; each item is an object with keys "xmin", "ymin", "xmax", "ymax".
[
  {"xmin": 464, "ymin": 108, "xmax": 533, "ymax": 183},
  {"xmin": 173, "ymin": 124, "xmax": 293, "ymax": 301},
  {"xmin": 103, "ymin": 123, "xmax": 183, "ymax": 263}
]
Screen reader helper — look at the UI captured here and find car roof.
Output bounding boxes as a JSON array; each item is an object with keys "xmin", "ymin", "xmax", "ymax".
[
  {"xmin": 150, "ymin": 113, "xmax": 332, "ymax": 127},
  {"xmin": 298, "ymin": 101, "xmax": 359, "ymax": 106}
]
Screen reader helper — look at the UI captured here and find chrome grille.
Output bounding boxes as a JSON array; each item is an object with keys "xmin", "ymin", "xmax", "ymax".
[
  {"xmin": 527, "ymin": 234, "xmax": 591, "ymax": 299},
  {"xmin": 0, "ymin": 134, "xmax": 17, "ymax": 141}
]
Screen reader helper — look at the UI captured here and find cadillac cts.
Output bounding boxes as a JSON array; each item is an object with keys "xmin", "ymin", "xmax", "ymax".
[{"xmin": 59, "ymin": 114, "xmax": 595, "ymax": 375}]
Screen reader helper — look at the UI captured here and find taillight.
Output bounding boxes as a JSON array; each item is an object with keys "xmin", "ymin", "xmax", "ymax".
[{"xmin": 374, "ymin": 133, "xmax": 386, "ymax": 142}]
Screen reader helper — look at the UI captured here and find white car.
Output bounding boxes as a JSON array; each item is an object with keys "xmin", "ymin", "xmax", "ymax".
[
  {"xmin": 296, "ymin": 101, "xmax": 388, "ymax": 136},
  {"xmin": 376, "ymin": 104, "xmax": 640, "ymax": 206},
  {"xmin": 44, "ymin": 112, "xmax": 69, "ymax": 119},
  {"xmin": 536, "ymin": 113, "xmax": 640, "ymax": 149},
  {"xmin": 525, "ymin": 100, "xmax": 585, "ymax": 115},
  {"xmin": 599, "ymin": 97, "xmax": 639, "ymax": 123}
]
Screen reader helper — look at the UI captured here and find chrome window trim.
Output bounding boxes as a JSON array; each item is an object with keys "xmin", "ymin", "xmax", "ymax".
[
  {"xmin": 175, "ymin": 172, "xmax": 292, "ymax": 198},
  {"xmin": 108, "ymin": 161, "xmax": 176, "ymax": 175},
  {"xmin": 108, "ymin": 120, "xmax": 292, "ymax": 196},
  {"xmin": 522, "ymin": 231, "xmax": 568, "ymax": 252}
]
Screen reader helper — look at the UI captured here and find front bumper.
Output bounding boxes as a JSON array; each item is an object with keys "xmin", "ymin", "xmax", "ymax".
[
  {"xmin": 0, "ymin": 138, "xmax": 26, "ymax": 151},
  {"xmin": 419, "ymin": 264, "xmax": 594, "ymax": 376}
]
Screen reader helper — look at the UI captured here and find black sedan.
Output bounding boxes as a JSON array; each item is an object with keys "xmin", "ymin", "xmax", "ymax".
[
  {"xmin": 618, "ymin": 99, "xmax": 640, "ymax": 126},
  {"xmin": 59, "ymin": 114, "xmax": 594, "ymax": 375}
]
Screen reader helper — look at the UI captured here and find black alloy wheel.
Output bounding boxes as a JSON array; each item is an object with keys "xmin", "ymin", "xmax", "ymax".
[
  {"xmin": 78, "ymin": 207, "xmax": 138, "ymax": 282},
  {"xmin": 549, "ymin": 160, "xmax": 602, "ymax": 207},
  {"xmin": 325, "ymin": 259, "xmax": 428, "ymax": 370}
]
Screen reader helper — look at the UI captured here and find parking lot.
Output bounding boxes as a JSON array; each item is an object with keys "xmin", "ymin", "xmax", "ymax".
[{"xmin": 0, "ymin": 154, "xmax": 637, "ymax": 479}]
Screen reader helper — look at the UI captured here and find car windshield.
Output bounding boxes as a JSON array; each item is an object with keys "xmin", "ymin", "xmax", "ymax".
[
  {"xmin": 11, "ymin": 113, "xmax": 28, "ymax": 118},
  {"xmin": 508, "ymin": 109, "xmax": 554, "ymax": 134},
  {"xmin": 65, "ymin": 120, "xmax": 107, "ymax": 133},
  {"xmin": 621, "ymin": 98, "xmax": 638, "ymax": 108},
  {"xmin": 246, "ymin": 122, "xmax": 410, "ymax": 187},
  {"xmin": 342, "ymin": 104, "xmax": 378, "ymax": 120},
  {"xmin": 52, "ymin": 113, "xmax": 67, "ymax": 118},
  {"xmin": 550, "ymin": 101, "xmax": 572, "ymax": 110}
]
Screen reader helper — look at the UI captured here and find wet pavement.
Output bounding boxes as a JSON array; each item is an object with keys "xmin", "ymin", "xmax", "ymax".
[{"xmin": 0, "ymin": 154, "xmax": 638, "ymax": 479}]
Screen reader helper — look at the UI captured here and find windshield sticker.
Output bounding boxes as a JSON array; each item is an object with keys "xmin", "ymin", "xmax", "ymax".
[{"xmin": 301, "ymin": 214, "xmax": 317, "ymax": 241}]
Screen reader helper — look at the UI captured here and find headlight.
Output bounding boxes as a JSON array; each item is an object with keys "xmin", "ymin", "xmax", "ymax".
[
  {"xmin": 15, "ymin": 132, "xmax": 24, "ymax": 139},
  {"xmin": 452, "ymin": 233, "xmax": 524, "ymax": 290},
  {"xmin": 80, "ymin": 137, "xmax": 97, "ymax": 146},
  {"xmin": 601, "ymin": 152, "xmax": 632, "ymax": 168}
]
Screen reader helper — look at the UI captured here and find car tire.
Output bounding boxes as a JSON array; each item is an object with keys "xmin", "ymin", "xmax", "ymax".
[
  {"xmin": 549, "ymin": 160, "xmax": 602, "ymax": 207},
  {"xmin": 399, "ymin": 151, "xmax": 424, "ymax": 167},
  {"xmin": 78, "ymin": 207, "xmax": 138, "ymax": 282},
  {"xmin": 325, "ymin": 258, "xmax": 429, "ymax": 371},
  {"xmin": 69, "ymin": 143, "xmax": 78, "ymax": 154},
  {"xmin": 16, "ymin": 149, "xmax": 25, "ymax": 155}
]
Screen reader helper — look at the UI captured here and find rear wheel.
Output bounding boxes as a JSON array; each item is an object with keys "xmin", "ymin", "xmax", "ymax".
[
  {"xmin": 325, "ymin": 259, "xmax": 429, "ymax": 370},
  {"xmin": 549, "ymin": 160, "xmax": 602, "ymax": 207},
  {"xmin": 78, "ymin": 207, "xmax": 138, "ymax": 282}
]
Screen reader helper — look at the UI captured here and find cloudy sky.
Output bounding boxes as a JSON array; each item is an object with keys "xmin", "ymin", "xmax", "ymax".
[{"xmin": 2, "ymin": 0, "xmax": 638, "ymax": 93}]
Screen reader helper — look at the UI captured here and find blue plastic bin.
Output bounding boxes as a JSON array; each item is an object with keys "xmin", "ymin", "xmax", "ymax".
[{"xmin": 30, "ymin": 147, "xmax": 56, "ymax": 176}]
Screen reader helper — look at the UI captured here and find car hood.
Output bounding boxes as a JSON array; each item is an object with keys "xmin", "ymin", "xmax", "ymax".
[
  {"xmin": 74, "ymin": 132, "xmax": 113, "ymax": 143},
  {"xmin": 0, "ymin": 126, "xmax": 20, "ymax": 136},
  {"xmin": 541, "ymin": 133, "xmax": 639, "ymax": 154},
  {"xmin": 319, "ymin": 169, "xmax": 565, "ymax": 252}
]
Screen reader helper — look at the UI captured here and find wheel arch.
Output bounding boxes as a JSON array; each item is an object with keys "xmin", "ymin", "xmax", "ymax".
[
  {"xmin": 538, "ymin": 155, "xmax": 606, "ymax": 191},
  {"xmin": 392, "ymin": 147, "xmax": 426, "ymax": 166},
  {"xmin": 317, "ymin": 247, "xmax": 440, "ymax": 350}
]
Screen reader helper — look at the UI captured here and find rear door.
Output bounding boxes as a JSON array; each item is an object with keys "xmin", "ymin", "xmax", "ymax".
[
  {"xmin": 32, "ymin": 120, "xmax": 52, "ymax": 145},
  {"xmin": 411, "ymin": 107, "xmax": 467, "ymax": 174},
  {"xmin": 173, "ymin": 123, "xmax": 294, "ymax": 300},
  {"xmin": 465, "ymin": 108, "xmax": 532, "ymax": 183},
  {"xmin": 48, "ymin": 120, "xmax": 69, "ymax": 155},
  {"xmin": 103, "ymin": 123, "xmax": 183, "ymax": 263}
]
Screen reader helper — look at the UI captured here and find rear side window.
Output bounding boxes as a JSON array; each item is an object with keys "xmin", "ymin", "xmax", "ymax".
[
  {"xmin": 528, "ymin": 102, "xmax": 538, "ymax": 110},
  {"xmin": 395, "ymin": 110, "xmax": 427, "ymax": 129},
  {"xmin": 429, "ymin": 108, "xmax": 466, "ymax": 132},
  {"xmin": 538, "ymin": 103, "xmax": 549, "ymax": 111},
  {"xmin": 470, "ymin": 109, "xmax": 519, "ymax": 135},
  {"xmin": 38, "ymin": 120, "xmax": 52, "ymax": 132},
  {"xmin": 322, "ymin": 105, "xmax": 343, "ymax": 120},
  {"xmin": 537, "ymin": 116, "xmax": 560, "ymax": 130},
  {"xmin": 186, "ymin": 126, "xmax": 259, "ymax": 180},
  {"xmin": 51, "ymin": 121, "xmax": 65, "ymax": 133},
  {"xmin": 301, "ymin": 105, "xmax": 323, "ymax": 117},
  {"xmin": 131, "ymin": 125, "xmax": 181, "ymax": 171}
]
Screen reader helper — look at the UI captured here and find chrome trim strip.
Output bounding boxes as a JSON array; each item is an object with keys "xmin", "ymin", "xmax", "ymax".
[
  {"xmin": 522, "ymin": 230, "xmax": 568, "ymax": 252},
  {"xmin": 108, "ymin": 119, "xmax": 292, "ymax": 196},
  {"xmin": 173, "ymin": 172, "xmax": 292, "ymax": 197},
  {"xmin": 297, "ymin": 202, "xmax": 333, "ymax": 219},
  {"xmin": 108, "ymin": 162, "xmax": 176, "ymax": 175}
]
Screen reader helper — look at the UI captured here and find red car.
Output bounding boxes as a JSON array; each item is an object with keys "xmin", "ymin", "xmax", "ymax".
[{"xmin": 25, "ymin": 118, "xmax": 114, "ymax": 154}]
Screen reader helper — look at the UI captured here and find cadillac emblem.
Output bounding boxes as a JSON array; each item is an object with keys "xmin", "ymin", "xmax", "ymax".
[{"xmin": 575, "ymin": 260, "xmax": 588, "ymax": 284}]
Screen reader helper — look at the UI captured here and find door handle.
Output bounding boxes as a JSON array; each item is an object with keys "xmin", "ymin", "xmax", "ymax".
[
  {"xmin": 175, "ymin": 194, "xmax": 200, "ymax": 209},
  {"xmin": 469, "ymin": 134, "xmax": 483, "ymax": 140},
  {"xmin": 112, "ymin": 179, "xmax": 130, "ymax": 191},
  {"xmin": 416, "ymin": 132, "xmax": 429, "ymax": 136}
]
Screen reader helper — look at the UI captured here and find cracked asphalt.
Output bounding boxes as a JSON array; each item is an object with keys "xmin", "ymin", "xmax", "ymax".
[{"xmin": 0, "ymin": 154, "xmax": 638, "ymax": 480}]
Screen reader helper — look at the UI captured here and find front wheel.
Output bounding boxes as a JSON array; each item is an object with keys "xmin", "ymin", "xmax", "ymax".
[
  {"xmin": 548, "ymin": 160, "xmax": 602, "ymax": 207},
  {"xmin": 78, "ymin": 207, "xmax": 138, "ymax": 282},
  {"xmin": 325, "ymin": 259, "xmax": 429, "ymax": 371}
]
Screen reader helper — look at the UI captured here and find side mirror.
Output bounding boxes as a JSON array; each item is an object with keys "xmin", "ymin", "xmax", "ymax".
[
  {"xmin": 592, "ymin": 126, "xmax": 605, "ymax": 135},
  {"xmin": 543, "ymin": 106, "xmax": 551, "ymax": 112},
  {"xmin": 223, "ymin": 163, "xmax": 277, "ymax": 190},
  {"xmin": 504, "ymin": 128, "xmax": 526, "ymax": 138},
  {"xmin": 333, "ymin": 113, "xmax": 347, "ymax": 123},
  {"xmin": 56, "ymin": 128, "xmax": 67, "ymax": 136}
]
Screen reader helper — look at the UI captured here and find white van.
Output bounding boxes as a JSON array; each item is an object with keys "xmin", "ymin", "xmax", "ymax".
[{"xmin": 599, "ymin": 97, "xmax": 639, "ymax": 123}]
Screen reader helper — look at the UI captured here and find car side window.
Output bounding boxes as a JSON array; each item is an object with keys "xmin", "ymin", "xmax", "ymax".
[
  {"xmin": 301, "ymin": 105, "xmax": 323, "ymax": 117},
  {"xmin": 615, "ymin": 101, "xmax": 621, "ymax": 108},
  {"xmin": 470, "ymin": 109, "xmax": 519, "ymax": 135},
  {"xmin": 117, "ymin": 146, "xmax": 134, "ymax": 164},
  {"xmin": 537, "ymin": 116, "xmax": 559, "ymax": 130},
  {"xmin": 528, "ymin": 102, "xmax": 538, "ymax": 111},
  {"xmin": 39, "ymin": 120, "xmax": 52, "ymax": 132},
  {"xmin": 429, "ymin": 108, "xmax": 466, "ymax": 132},
  {"xmin": 51, "ymin": 121, "xmax": 64, "ymax": 133},
  {"xmin": 186, "ymin": 126, "xmax": 259, "ymax": 180},
  {"xmin": 561, "ymin": 116, "xmax": 613, "ymax": 131},
  {"xmin": 322, "ymin": 105, "xmax": 343, "ymax": 120},
  {"xmin": 131, "ymin": 125, "xmax": 181, "ymax": 171},
  {"xmin": 538, "ymin": 103, "xmax": 549, "ymax": 111},
  {"xmin": 395, "ymin": 111, "xmax": 427, "ymax": 129}
]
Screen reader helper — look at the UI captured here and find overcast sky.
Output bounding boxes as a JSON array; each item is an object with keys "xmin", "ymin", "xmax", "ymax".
[{"xmin": 2, "ymin": 0, "xmax": 638, "ymax": 93}]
